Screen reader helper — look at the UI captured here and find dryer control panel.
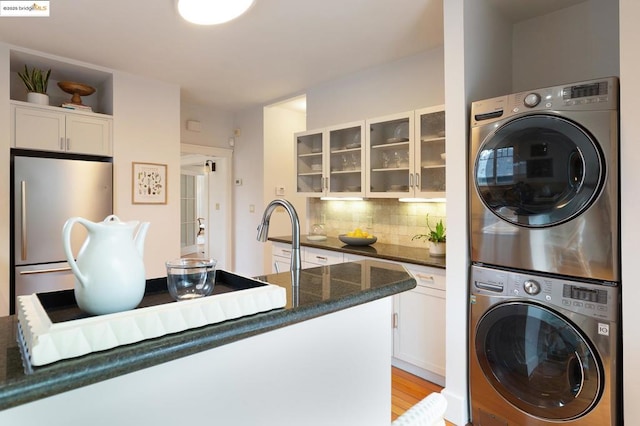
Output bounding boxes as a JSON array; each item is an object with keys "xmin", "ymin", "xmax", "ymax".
[
  {"xmin": 471, "ymin": 265, "xmax": 618, "ymax": 321},
  {"xmin": 470, "ymin": 76, "xmax": 618, "ymax": 127}
]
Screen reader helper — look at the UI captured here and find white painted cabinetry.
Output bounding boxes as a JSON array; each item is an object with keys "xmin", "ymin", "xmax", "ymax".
[
  {"xmin": 11, "ymin": 101, "xmax": 112, "ymax": 156},
  {"xmin": 271, "ymin": 242, "xmax": 344, "ymax": 273},
  {"xmin": 344, "ymin": 253, "xmax": 446, "ymax": 385},
  {"xmin": 392, "ymin": 264, "xmax": 446, "ymax": 386}
]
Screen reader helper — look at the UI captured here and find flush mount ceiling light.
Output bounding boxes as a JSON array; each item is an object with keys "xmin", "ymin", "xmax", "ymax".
[{"xmin": 177, "ymin": 0, "xmax": 255, "ymax": 25}]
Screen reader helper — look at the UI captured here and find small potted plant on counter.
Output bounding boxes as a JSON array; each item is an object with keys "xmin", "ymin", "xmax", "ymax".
[
  {"xmin": 18, "ymin": 64, "xmax": 51, "ymax": 105},
  {"xmin": 412, "ymin": 214, "xmax": 446, "ymax": 257}
]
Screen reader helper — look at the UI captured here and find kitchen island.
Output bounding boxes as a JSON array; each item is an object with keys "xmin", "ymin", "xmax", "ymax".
[{"xmin": 0, "ymin": 260, "xmax": 415, "ymax": 425}]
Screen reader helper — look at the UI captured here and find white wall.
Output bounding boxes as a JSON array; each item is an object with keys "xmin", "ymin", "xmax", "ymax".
[
  {"xmin": 620, "ymin": 0, "xmax": 639, "ymax": 423},
  {"xmin": 513, "ymin": 1, "xmax": 619, "ymax": 91},
  {"xmin": 306, "ymin": 48, "xmax": 445, "ymax": 129},
  {"xmin": 232, "ymin": 105, "xmax": 265, "ymax": 277},
  {"xmin": 0, "ymin": 45, "xmax": 10, "ymax": 316},
  {"xmin": 180, "ymin": 102, "xmax": 235, "ymax": 149},
  {"xmin": 262, "ymin": 103, "xmax": 306, "ymax": 273},
  {"xmin": 111, "ymin": 71, "xmax": 181, "ymax": 279}
]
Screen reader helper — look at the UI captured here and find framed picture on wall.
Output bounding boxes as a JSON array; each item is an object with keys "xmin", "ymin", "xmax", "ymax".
[{"xmin": 132, "ymin": 162, "xmax": 167, "ymax": 204}]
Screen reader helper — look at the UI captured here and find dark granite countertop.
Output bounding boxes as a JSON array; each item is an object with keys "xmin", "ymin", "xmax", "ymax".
[
  {"xmin": 0, "ymin": 260, "xmax": 415, "ymax": 411},
  {"xmin": 269, "ymin": 235, "xmax": 446, "ymax": 269}
]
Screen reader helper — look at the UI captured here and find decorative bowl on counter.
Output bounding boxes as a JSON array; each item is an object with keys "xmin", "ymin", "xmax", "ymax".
[{"xmin": 339, "ymin": 234, "xmax": 377, "ymax": 246}]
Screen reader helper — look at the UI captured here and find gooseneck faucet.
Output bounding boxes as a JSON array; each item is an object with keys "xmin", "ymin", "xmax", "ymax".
[{"xmin": 257, "ymin": 199, "xmax": 301, "ymax": 282}]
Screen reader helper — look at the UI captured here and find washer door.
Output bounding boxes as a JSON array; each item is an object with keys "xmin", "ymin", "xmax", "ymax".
[
  {"xmin": 475, "ymin": 301, "xmax": 603, "ymax": 421},
  {"xmin": 474, "ymin": 114, "xmax": 604, "ymax": 227}
]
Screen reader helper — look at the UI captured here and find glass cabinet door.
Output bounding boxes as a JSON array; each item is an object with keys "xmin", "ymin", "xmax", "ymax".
[
  {"xmin": 295, "ymin": 129, "xmax": 325, "ymax": 196},
  {"xmin": 327, "ymin": 121, "xmax": 365, "ymax": 197},
  {"xmin": 415, "ymin": 106, "xmax": 445, "ymax": 197},
  {"xmin": 366, "ymin": 112, "xmax": 414, "ymax": 197}
]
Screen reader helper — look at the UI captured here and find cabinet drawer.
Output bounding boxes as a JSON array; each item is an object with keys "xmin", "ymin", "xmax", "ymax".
[
  {"xmin": 304, "ymin": 247, "xmax": 343, "ymax": 265},
  {"xmin": 272, "ymin": 243, "xmax": 293, "ymax": 259},
  {"xmin": 406, "ymin": 266, "xmax": 445, "ymax": 291}
]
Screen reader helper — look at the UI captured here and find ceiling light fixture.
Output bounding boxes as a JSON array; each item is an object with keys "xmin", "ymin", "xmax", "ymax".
[{"xmin": 177, "ymin": 0, "xmax": 255, "ymax": 25}]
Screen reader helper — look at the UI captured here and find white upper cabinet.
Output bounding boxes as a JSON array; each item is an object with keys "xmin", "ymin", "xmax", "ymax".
[
  {"xmin": 11, "ymin": 102, "xmax": 112, "ymax": 156},
  {"xmin": 295, "ymin": 129, "xmax": 325, "ymax": 196},
  {"xmin": 296, "ymin": 106, "xmax": 445, "ymax": 200},
  {"xmin": 414, "ymin": 105, "xmax": 446, "ymax": 198},
  {"xmin": 295, "ymin": 121, "xmax": 365, "ymax": 197},
  {"xmin": 366, "ymin": 111, "xmax": 415, "ymax": 197},
  {"xmin": 326, "ymin": 121, "xmax": 365, "ymax": 197}
]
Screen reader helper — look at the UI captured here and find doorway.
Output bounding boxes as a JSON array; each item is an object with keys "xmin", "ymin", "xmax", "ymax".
[{"xmin": 180, "ymin": 144, "xmax": 234, "ymax": 270}]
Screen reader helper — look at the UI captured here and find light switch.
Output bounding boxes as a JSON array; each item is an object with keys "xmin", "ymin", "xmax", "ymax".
[
  {"xmin": 275, "ymin": 186, "xmax": 285, "ymax": 196},
  {"xmin": 249, "ymin": 204, "xmax": 255, "ymax": 213},
  {"xmin": 235, "ymin": 178, "xmax": 243, "ymax": 186},
  {"xmin": 215, "ymin": 203, "xmax": 220, "ymax": 210}
]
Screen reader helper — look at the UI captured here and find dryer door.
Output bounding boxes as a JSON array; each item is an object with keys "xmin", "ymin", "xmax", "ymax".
[
  {"xmin": 474, "ymin": 114, "xmax": 604, "ymax": 227},
  {"xmin": 474, "ymin": 301, "xmax": 603, "ymax": 421}
]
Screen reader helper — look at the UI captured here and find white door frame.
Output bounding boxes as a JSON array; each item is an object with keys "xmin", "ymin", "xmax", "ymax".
[{"xmin": 180, "ymin": 143, "xmax": 234, "ymax": 271}]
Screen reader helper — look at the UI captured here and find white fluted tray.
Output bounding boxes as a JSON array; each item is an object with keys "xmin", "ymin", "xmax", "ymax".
[{"xmin": 17, "ymin": 271, "xmax": 286, "ymax": 367}]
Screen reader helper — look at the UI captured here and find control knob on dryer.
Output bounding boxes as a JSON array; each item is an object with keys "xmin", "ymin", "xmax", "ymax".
[
  {"xmin": 523, "ymin": 93, "xmax": 541, "ymax": 107},
  {"xmin": 523, "ymin": 279, "xmax": 541, "ymax": 295}
]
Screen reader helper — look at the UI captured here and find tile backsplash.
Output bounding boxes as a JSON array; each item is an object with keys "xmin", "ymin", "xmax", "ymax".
[{"xmin": 307, "ymin": 198, "xmax": 446, "ymax": 248}]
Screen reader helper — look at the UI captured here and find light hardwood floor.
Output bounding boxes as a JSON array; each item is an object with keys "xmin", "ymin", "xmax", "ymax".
[{"xmin": 392, "ymin": 367, "xmax": 454, "ymax": 425}]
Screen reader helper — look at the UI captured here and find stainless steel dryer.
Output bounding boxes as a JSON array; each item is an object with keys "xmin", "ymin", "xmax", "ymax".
[
  {"xmin": 469, "ymin": 265, "xmax": 619, "ymax": 426},
  {"xmin": 469, "ymin": 77, "xmax": 619, "ymax": 282}
]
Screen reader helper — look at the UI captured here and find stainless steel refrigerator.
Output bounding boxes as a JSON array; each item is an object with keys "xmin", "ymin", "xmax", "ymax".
[{"xmin": 11, "ymin": 153, "xmax": 113, "ymax": 313}]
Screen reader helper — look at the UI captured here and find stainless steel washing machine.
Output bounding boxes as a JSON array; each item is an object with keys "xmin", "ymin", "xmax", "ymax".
[
  {"xmin": 469, "ymin": 265, "xmax": 619, "ymax": 426},
  {"xmin": 469, "ymin": 77, "xmax": 619, "ymax": 282}
]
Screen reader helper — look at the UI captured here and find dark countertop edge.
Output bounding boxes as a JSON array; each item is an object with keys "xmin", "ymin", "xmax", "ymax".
[
  {"xmin": 0, "ymin": 272, "xmax": 415, "ymax": 411},
  {"xmin": 269, "ymin": 235, "xmax": 446, "ymax": 269}
]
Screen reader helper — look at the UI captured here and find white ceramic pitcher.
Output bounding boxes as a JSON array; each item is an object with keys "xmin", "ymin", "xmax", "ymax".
[{"xmin": 62, "ymin": 215, "xmax": 150, "ymax": 315}]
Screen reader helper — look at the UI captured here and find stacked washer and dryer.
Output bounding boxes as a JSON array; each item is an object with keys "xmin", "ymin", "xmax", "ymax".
[{"xmin": 468, "ymin": 77, "xmax": 621, "ymax": 426}]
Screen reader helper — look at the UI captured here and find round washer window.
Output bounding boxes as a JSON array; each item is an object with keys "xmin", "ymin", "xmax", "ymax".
[
  {"xmin": 475, "ymin": 301, "xmax": 603, "ymax": 421},
  {"xmin": 474, "ymin": 115, "xmax": 604, "ymax": 227}
]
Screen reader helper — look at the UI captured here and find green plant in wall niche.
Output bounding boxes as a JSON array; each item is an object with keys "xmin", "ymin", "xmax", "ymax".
[{"xmin": 17, "ymin": 65, "xmax": 51, "ymax": 94}]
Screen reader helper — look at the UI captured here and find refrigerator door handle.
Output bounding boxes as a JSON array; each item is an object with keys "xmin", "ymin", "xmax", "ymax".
[
  {"xmin": 21, "ymin": 181, "xmax": 27, "ymax": 261},
  {"xmin": 19, "ymin": 266, "xmax": 72, "ymax": 275}
]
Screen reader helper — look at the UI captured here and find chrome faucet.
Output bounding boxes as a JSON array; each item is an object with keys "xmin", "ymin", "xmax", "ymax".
[{"xmin": 257, "ymin": 199, "xmax": 301, "ymax": 281}]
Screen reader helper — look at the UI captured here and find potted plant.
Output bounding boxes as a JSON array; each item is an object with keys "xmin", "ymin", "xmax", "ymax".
[
  {"xmin": 17, "ymin": 65, "xmax": 51, "ymax": 105},
  {"xmin": 412, "ymin": 214, "xmax": 446, "ymax": 257}
]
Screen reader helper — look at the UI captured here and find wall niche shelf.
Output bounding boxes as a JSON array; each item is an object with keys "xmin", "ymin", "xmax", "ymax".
[{"xmin": 9, "ymin": 49, "xmax": 114, "ymax": 116}]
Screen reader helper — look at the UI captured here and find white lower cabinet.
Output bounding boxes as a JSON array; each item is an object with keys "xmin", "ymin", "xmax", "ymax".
[
  {"xmin": 344, "ymin": 253, "xmax": 446, "ymax": 385},
  {"xmin": 273, "ymin": 247, "xmax": 446, "ymax": 383},
  {"xmin": 271, "ymin": 243, "xmax": 343, "ymax": 273}
]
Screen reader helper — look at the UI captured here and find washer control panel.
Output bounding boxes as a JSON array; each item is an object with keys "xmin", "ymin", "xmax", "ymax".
[{"xmin": 471, "ymin": 265, "xmax": 618, "ymax": 321}]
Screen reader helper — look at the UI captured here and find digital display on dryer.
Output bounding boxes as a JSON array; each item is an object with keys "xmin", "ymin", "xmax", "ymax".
[
  {"xmin": 562, "ymin": 81, "xmax": 608, "ymax": 99},
  {"xmin": 563, "ymin": 284, "xmax": 608, "ymax": 304}
]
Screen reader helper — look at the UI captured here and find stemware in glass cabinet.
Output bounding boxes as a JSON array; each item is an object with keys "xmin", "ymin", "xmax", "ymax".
[
  {"xmin": 416, "ymin": 107, "xmax": 446, "ymax": 196},
  {"xmin": 327, "ymin": 122, "xmax": 364, "ymax": 195},
  {"xmin": 367, "ymin": 113, "xmax": 413, "ymax": 196},
  {"xmin": 296, "ymin": 130, "xmax": 325, "ymax": 195}
]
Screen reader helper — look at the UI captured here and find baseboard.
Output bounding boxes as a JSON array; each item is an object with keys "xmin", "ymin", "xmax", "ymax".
[{"xmin": 441, "ymin": 387, "xmax": 470, "ymax": 426}]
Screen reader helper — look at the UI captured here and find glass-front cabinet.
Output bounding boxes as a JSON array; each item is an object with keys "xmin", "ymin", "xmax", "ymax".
[
  {"xmin": 326, "ymin": 122, "xmax": 365, "ymax": 197},
  {"xmin": 415, "ymin": 105, "xmax": 446, "ymax": 197},
  {"xmin": 366, "ymin": 111, "xmax": 415, "ymax": 197},
  {"xmin": 296, "ymin": 106, "xmax": 445, "ymax": 199},
  {"xmin": 295, "ymin": 129, "xmax": 325, "ymax": 196},
  {"xmin": 295, "ymin": 121, "xmax": 365, "ymax": 197}
]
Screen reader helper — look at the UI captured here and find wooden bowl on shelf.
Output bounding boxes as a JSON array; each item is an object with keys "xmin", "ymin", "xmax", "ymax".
[{"xmin": 57, "ymin": 81, "xmax": 96, "ymax": 105}]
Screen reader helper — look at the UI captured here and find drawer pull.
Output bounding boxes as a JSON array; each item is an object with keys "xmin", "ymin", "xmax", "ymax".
[
  {"xmin": 415, "ymin": 273, "xmax": 435, "ymax": 283},
  {"xmin": 315, "ymin": 256, "xmax": 327, "ymax": 261}
]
